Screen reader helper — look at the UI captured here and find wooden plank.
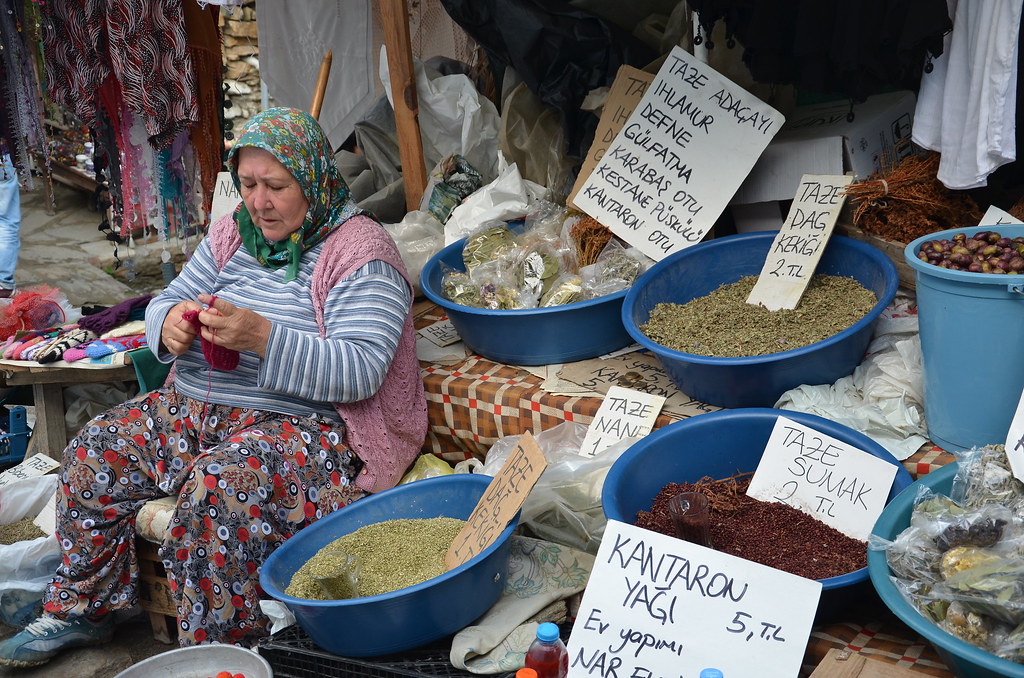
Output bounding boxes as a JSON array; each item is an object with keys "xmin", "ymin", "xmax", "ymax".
[
  {"xmin": 1, "ymin": 364, "xmax": 138, "ymax": 387},
  {"xmin": 810, "ymin": 648, "xmax": 931, "ymax": 677},
  {"xmin": 834, "ymin": 219, "xmax": 916, "ymax": 291},
  {"xmin": 32, "ymin": 383, "xmax": 68, "ymax": 461},
  {"xmin": 379, "ymin": 0, "xmax": 427, "ymax": 212}
]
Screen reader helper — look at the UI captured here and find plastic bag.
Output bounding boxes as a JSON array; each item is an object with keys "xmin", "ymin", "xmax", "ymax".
[
  {"xmin": 382, "ymin": 210, "xmax": 445, "ymax": 296},
  {"xmin": 581, "ymin": 239, "xmax": 649, "ymax": 299},
  {"xmin": 0, "ymin": 475, "xmax": 60, "ymax": 616},
  {"xmin": 444, "ymin": 159, "xmax": 548, "ymax": 246},
  {"xmin": 398, "ymin": 454, "xmax": 455, "ymax": 485},
  {"xmin": 478, "ymin": 422, "xmax": 641, "ymax": 554}
]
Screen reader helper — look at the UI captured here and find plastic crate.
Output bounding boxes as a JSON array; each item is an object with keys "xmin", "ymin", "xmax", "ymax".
[
  {"xmin": 257, "ymin": 625, "xmax": 517, "ymax": 678},
  {"xmin": 0, "ymin": 406, "xmax": 29, "ymax": 465}
]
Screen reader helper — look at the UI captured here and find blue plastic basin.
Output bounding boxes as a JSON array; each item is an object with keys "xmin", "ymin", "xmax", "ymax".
[
  {"xmin": 905, "ymin": 225, "xmax": 1024, "ymax": 452},
  {"xmin": 420, "ymin": 235, "xmax": 632, "ymax": 365},
  {"xmin": 602, "ymin": 408, "xmax": 913, "ymax": 622},
  {"xmin": 869, "ymin": 463, "xmax": 1024, "ymax": 677},
  {"xmin": 260, "ymin": 474, "xmax": 519, "ymax": 657},
  {"xmin": 622, "ymin": 231, "xmax": 899, "ymax": 408}
]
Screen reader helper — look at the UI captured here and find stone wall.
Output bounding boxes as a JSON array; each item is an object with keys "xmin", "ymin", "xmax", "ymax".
[{"xmin": 219, "ymin": 1, "xmax": 270, "ymax": 140}]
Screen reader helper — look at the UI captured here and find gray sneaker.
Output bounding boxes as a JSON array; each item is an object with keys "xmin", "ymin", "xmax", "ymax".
[{"xmin": 0, "ymin": 614, "xmax": 114, "ymax": 667}]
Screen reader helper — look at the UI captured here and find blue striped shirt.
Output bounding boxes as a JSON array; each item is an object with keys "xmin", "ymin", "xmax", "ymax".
[{"xmin": 144, "ymin": 236, "xmax": 411, "ymax": 420}]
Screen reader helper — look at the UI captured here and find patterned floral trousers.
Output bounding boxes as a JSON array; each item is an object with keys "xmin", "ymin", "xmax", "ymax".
[{"xmin": 42, "ymin": 386, "xmax": 367, "ymax": 646}]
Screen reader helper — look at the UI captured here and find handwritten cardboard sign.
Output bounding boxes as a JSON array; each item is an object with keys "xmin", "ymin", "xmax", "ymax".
[
  {"xmin": 746, "ymin": 174, "xmax": 854, "ymax": 310},
  {"xmin": 445, "ymin": 431, "xmax": 547, "ymax": 570},
  {"xmin": 568, "ymin": 66, "xmax": 655, "ymax": 207},
  {"xmin": 746, "ymin": 416, "xmax": 898, "ymax": 541},
  {"xmin": 210, "ymin": 171, "xmax": 242, "ymax": 224},
  {"xmin": 567, "ymin": 520, "xmax": 821, "ymax": 678},
  {"xmin": 558, "ymin": 352, "xmax": 722, "ymax": 420},
  {"xmin": 0, "ymin": 453, "xmax": 59, "ymax": 489},
  {"xmin": 573, "ymin": 45, "xmax": 785, "ymax": 262},
  {"xmin": 580, "ymin": 385, "xmax": 665, "ymax": 457},
  {"xmin": 1004, "ymin": 389, "xmax": 1024, "ymax": 482},
  {"xmin": 979, "ymin": 204, "xmax": 1024, "ymax": 226},
  {"xmin": 418, "ymin": 319, "xmax": 461, "ymax": 347}
]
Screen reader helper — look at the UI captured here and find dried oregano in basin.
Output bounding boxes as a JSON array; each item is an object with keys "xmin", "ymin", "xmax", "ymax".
[
  {"xmin": 285, "ymin": 517, "xmax": 465, "ymax": 600},
  {"xmin": 641, "ymin": 274, "xmax": 877, "ymax": 357}
]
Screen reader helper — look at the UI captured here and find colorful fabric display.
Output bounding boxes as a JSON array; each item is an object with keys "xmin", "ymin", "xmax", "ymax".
[
  {"xmin": 77, "ymin": 295, "xmax": 152, "ymax": 336},
  {"xmin": 36, "ymin": 327, "xmax": 98, "ymax": 364},
  {"xmin": 84, "ymin": 334, "xmax": 148, "ymax": 359}
]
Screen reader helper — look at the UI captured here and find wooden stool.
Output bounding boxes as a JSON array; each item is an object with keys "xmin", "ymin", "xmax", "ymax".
[{"xmin": 135, "ymin": 496, "xmax": 178, "ymax": 643}]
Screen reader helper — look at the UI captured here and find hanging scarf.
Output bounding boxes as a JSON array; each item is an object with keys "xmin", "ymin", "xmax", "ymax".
[{"xmin": 226, "ymin": 107, "xmax": 365, "ymax": 281}]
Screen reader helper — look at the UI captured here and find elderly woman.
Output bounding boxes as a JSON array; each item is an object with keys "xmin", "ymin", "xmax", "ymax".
[{"xmin": 0, "ymin": 108, "xmax": 427, "ymax": 667}]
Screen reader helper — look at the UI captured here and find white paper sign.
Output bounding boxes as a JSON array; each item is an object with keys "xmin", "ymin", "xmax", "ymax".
[
  {"xmin": 979, "ymin": 205, "xmax": 1024, "ymax": 226},
  {"xmin": 1004, "ymin": 388, "xmax": 1024, "ymax": 482},
  {"xmin": 210, "ymin": 171, "xmax": 243, "ymax": 224},
  {"xmin": 573, "ymin": 45, "xmax": 785, "ymax": 262},
  {"xmin": 0, "ymin": 453, "xmax": 60, "ymax": 489},
  {"xmin": 746, "ymin": 417, "xmax": 898, "ymax": 541},
  {"xmin": 746, "ymin": 174, "xmax": 854, "ymax": 310},
  {"xmin": 418, "ymin": 319, "xmax": 461, "ymax": 347},
  {"xmin": 580, "ymin": 386, "xmax": 665, "ymax": 457},
  {"xmin": 568, "ymin": 520, "xmax": 821, "ymax": 678}
]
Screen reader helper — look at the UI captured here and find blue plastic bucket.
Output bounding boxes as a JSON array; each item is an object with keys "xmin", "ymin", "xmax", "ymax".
[
  {"xmin": 419, "ymin": 228, "xmax": 631, "ymax": 365},
  {"xmin": 870, "ymin": 464, "xmax": 1024, "ymax": 677},
  {"xmin": 622, "ymin": 231, "xmax": 899, "ymax": 407},
  {"xmin": 602, "ymin": 408, "xmax": 913, "ymax": 624},
  {"xmin": 260, "ymin": 474, "xmax": 519, "ymax": 657},
  {"xmin": 905, "ymin": 225, "xmax": 1024, "ymax": 452}
]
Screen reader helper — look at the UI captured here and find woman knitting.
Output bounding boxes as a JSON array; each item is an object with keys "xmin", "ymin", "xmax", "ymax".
[{"xmin": 0, "ymin": 108, "xmax": 427, "ymax": 667}]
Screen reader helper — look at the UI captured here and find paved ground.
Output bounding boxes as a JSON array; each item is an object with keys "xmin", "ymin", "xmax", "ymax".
[{"xmin": 0, "ymin": 181, "xmax": 187, "ymax": 677}]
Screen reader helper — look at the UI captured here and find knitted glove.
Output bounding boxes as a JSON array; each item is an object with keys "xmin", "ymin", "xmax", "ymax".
[
  {"xmin": 36, "ymin": 328, "xmax": 97, "ymax": 364},
  {"xmin": 84, "ymin": 333, "xmax": 148, "ymax": 359}
]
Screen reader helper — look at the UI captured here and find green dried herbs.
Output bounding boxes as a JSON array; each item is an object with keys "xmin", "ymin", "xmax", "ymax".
[
  {"xmin": 285, "ymin": 517, "xmax": 465, "ymax": 600},
  {"xmin": 641, "ymin": 274, "xmax": 877, "ymax": 357},
  {"xmin": 0, "ymin": 516, "xmax": 46, "ymax": 545}
]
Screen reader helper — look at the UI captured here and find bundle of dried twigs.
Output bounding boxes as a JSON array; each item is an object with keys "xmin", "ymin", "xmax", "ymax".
[
  {"xmin": 842, "ymin": 151, "xmax": 982, "ymax": 243},
  {"xmin": 569, "ymin": 215, "xmax": 614, "ymax": 267}
]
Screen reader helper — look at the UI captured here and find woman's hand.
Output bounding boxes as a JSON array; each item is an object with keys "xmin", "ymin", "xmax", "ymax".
[
  {"xmin": 196, "ymin": 294, "xmax": 273, "ymax": 357},
  {"xmin": 161, "ymin": 300, "xmax": 203, "ymax": 355}
]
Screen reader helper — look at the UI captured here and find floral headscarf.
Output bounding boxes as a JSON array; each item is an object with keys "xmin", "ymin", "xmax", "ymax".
[{"xmin": 226, "ymin": 107, "xmax": 365, "ymax": 281}]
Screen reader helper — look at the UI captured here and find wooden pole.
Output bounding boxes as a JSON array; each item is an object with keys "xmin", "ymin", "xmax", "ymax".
[
  {"xmin": 379, "ymin": 0, "xmax": 427, "ymax": 212},
  {"xmin": 309, "ymin": 51, "xmax": 333, "ymax": 120}
]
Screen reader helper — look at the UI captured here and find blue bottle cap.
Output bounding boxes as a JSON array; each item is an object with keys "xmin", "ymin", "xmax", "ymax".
[
  {"xmin": 537, "ymin": 622, "xmax": 560, "ymax": 643},
  {"xmin": 699, "ymin": 669, "xmax": 723, "ymax": 678}
]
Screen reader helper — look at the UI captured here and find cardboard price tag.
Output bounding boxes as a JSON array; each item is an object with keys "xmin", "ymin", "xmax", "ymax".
[
  {"xmin": 580, "ymin": 385, "xmax": 665, "ymax": 457},
  {"xmin": 567, "ymin": 521, "xmax": 821, "ymax": 678},
  {"xmin": 745, "ymin": 416, "xmax": 898, "ymax": 540},
  {"xmin": 445, "ymin": 431, "xmax": 547, "ymax": 570},
  {"xmin": 573, "ymin": 45, "xmax": 784, "ymax": 262},
  {"xmin": 746, "ymin": 174, "xmax": 853, "ymax": 311},
  {"xmin": 1004, "ymin": 387, "xmax": 1024, "ymax": 482},
  {"xmin": 210, "ymin": 171, "xmax": 242, "ymax": 224},
  {"xmin": 418, "ymin": 319, "xmax": 461, "ymax": 347},
  {"xmin": 0, "ymin": 453, "xmax": 60, "ymax": 489}
]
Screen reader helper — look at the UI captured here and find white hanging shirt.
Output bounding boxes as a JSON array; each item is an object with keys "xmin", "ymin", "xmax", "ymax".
[{"xmin": 913, "ymin": 0, "xmax": 1022, "ymax": 189}]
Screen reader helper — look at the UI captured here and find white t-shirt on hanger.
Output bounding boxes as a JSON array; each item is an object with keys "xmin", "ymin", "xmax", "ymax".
[{"xmin": 913, "ymin": 0, "xmax": 1022, "ymax": 190}]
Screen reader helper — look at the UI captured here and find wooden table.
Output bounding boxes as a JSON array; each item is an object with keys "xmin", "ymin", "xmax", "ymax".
[{"xmin": 0, "ymin": 359, "xmax": 138, "ymax": 460}]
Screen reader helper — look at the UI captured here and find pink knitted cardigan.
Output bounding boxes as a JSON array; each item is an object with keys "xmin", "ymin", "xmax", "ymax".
[{"xmin": 207, "ymin": 212, "xmax": 428, "ymax": 493}]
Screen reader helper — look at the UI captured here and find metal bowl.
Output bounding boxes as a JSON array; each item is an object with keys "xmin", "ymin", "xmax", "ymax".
[{"xmin": 112, "ymin": 644, "xmax": 273, "ymax": 678}]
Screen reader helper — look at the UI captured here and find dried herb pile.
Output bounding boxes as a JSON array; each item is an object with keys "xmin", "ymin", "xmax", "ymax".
[
  {"xmin": 641, "ymin": 274, "xmax": 876, "ymax": 357},
  {"xmin": 0, "ymin": 516, "xmax": 46, "ymax": 545},
  {"xmin": 636, "ymin": 476, "xmax": 866, "ymax": 580},
  {"xmin": 843, "ymin": 151, "xmax": 982, "ymax": 244},
  {"xmin": 285, "ymin": 517, "xmax": 465, "ymax": 600}
]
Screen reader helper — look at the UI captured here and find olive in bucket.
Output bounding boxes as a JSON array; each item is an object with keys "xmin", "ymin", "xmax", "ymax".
[
  {"xmin": 310, "ymin": 550, "xmax": 361, "ymax": 600},
  {"xmin": 667, "ymin": 492, "xmax": 712, "ymax": 548}
]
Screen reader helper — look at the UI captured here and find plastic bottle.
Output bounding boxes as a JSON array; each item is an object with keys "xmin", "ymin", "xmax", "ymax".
[
  {"xmin": 700, "ymin": 669, "xmax": 724, "ymax": 678},
  {"xmin": 524, "ymin": 622, "xmax": 568, "ymax": 678}
]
